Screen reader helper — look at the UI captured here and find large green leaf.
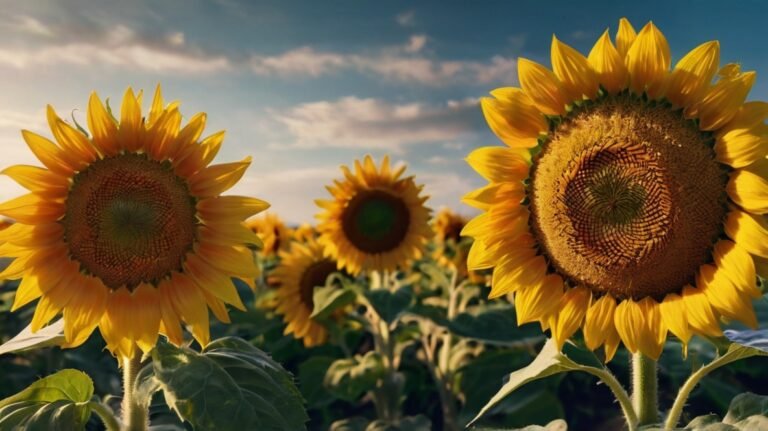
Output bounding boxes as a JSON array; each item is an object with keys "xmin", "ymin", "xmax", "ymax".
[
  {"xmin": 469, "ymin": 339, "xmax": 620, "ymax": 426},
  {"xmin": 365, "ymin": 286, "xmax": 413, "ymax": 325},
  {"xmin": 323, "ymin": 351, "xmax": 385, "ymax": 402},
  {"xmin": 0, "ymin": 369, "xmax": 94, "ymax": 430},
  {"xmin": 152, "ymin": 338, "xmax": 308, "ymax": 431},
  {"xmin": 297, "ymin": 356, "xmax": 337, "ymax": 408},
  {"xmin": 671, "ymin": 393, "xmax": 768, "ymax": 431},
  {"xmin": 723, "ymin": 392, "xmax": 768, "ymax": 424},
  {"xmin": 311, "ymin": 284, "xmax": 356, "ymax": 320},
  {"xmin": 448, "ymin": 305, "xmax": 541, "ymax": 345},
  {"xmin": 0, "ymin": 319, "xmax": 65, "ymax": 355}
]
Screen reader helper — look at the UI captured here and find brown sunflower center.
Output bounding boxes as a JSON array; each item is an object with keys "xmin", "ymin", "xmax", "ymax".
[
  {"xmin": 298, "ymin": 259, "xmax": 338, "ymax": 309},
  {"xmin": 530, "ymin": 97, "xmax": 727, "ymax": 300},
  {"xmin": 341, "ymin": 189, "xmax": 411, "ymax": 253},
  {"xmin": 63, "ymin": 153, "xmax": 197, "ymax": 290}
]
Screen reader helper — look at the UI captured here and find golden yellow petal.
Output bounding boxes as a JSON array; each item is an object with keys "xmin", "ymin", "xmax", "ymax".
[
  {"xmin": 727, "ymin": 169, "xmax": 768, "ymax": 214},
  {"xmin": 681, "ymin": 284, "xmax": 723, "ymax": 337},
  {"xmin": 713, "ymin": 240, "xmax": 761, "ymax": 299},
  {"xmin": 551, "ymin": 35, "xmax": 599, "ymax": 100},
  {"xmin": 11, "ymin": 272, "xmax": 44, "ymax": 311},
  {"xmin": 87, "ymin": 92, "xmax": 119, "ymax": 156},
  {"xmin": 625, "ymin": 22, "xmax": 670, "ymax": 98},
  {"xmin": 717, "ymin": 101, "xmax": 768, "ymax": 138},
  {"xmin": 185, "ymin": 253, "xmax": 246, "ymax": 311},
  {"xmin": 166, "ymin": 112, "xmax": 206, "ymax": 160},
  {"xmin": 0, "ymin": 194, "xmax": 64, "ymax": 224},
  {"xmin": 189, "ymin": 157, "xmax": 252, "ymax": 197},
  {"xmin": 666, "ymin": 41, "xmax": 720, "ymax": 108},
  {"xmin": 686, "ymin": 66, "xmax": 756, "ymax": 131},
  {"xmin": 636, "ymin": 297, "xmax": 665, "ymax": 360},
  {"xmin": 583, "ymin": 294, "xmax": 617, "ymax": 351},
  {"xmin": 489, "ymin": 253, "xmax": 543, "ymax": 299},
  {"xmin": 724, "ymin": 209, "xmax": 768, "ymax": 258},
  {"xmin": 715, "ymin": 125, "xmax": 768, "ymax": 168},
  {"xmin": 481, "ymin": 92, "xmax": 546, "ymax": 148},
  {"xmin": 517, "ymin": 58, "xmax": 567, "ymax": 115},
  {"xmin": 2, "ymin": 165, "xmax": 68, "ymax": 197},
  {"xmin": 515, "ymin": 274, "xmax": 564, "ymax": 325},
  {"xmin": 118, "ymin": 88, "xmax": 143, "ymax": 152},
  {"xmin": 466, "ymin": 146, "xmax": 529, "ymax": 183},
  {"xmin": 587, "ymin": 30, "xmax": 627, "ymax": 94},
  {"xmin": 21, "ymin": 130, "xmax": 75, "ymax": 176},
  {"xmin": 168, "ymin": 272, "xmax": 210, "ymax": 347},
  {"xmin": 698, "ymin": 264, "xmax": 757, "ymax": 329},
  {"xmin": 615, "ymin": 18, "xmax": 637, "ymax": 59},
  {"xmin": 462, "ymin": 182, "xmax": 525, "ymax": 211},
  {"xmin": 61, "ymin": 276, "xmax": 107, "ymax": 348},
  {"xmin": 659, "ymin": 293, "xmax": 691, "ymax": 346},
  {"xmin": 550, "ymin": 286, "xmax": 590, "ymax": 350},
  {"xmin": 148, "ymin": 84, "xmax": 165, "ymax": 127},
  {"xmin": 146, "ymin": 107, "xmax": 182, "ymax": 161},
  {"xmin": 614, "ymin": 299, "xmax": 641, "ymax": 354},
  {"xmin": 197, "ymin": 195, "xmax": 270, "ymax": 221},
  {"xmin": 46, "ymin": 105, "xmax": 98, "ymax": 164}
]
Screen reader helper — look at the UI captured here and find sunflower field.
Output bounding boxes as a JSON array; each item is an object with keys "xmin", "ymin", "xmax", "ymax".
[{"xmin": 2, "ymin": 9, "xmax": 768, "ymax": 431}]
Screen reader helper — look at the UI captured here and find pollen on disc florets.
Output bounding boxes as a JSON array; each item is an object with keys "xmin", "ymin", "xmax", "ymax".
[
  {"xmin": 63, "ymin": 153, "xmax": 198, "ymax": 291},
  {"xmin": 530, "ymin": 95, "xmax": 728, "ymax": 300}
]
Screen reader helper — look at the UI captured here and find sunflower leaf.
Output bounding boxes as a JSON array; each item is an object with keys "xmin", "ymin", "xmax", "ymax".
[
  {"xmin": 448, "ymin": 305, "xmax": 541, "ymax": 345},
  {"xmin": 468, "ymin": 339, "xmax": 619, "ymax": 427},
  {"xmin": 0, "ymin": 319, "xmax": 65, "ymax": 356},
  {"xmin": 364, "ymin": 286, "xmax": 413, "ymax": 325},
  {"xmin": 311, "ymin": 284, "xmax": 356, "ymax": 320},
  {"xmin": 0, "ymin": 369, "xmax": 95, "ymax": 430},
  {"xmin": 152, "ymin": 338, "xmax": 308, "ymax": 431},
  {"xmin": 323, "ymin": 351, "xmax": 385, "ymax": 402}
]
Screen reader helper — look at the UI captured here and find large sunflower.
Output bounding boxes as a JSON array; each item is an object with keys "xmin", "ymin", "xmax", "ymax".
[
  {"xmin": 465, "ymin": 18, "xmax": 766, "ymax": 361},
  {"xmin": 316, "ymin": 155, "xmax": 432, "ymax": 275},
  {"xmin": 271, "ymin": 237, "xmax": 339, "ymax": 347},
  {"xmin": 0, "ymin": 86, "xmax": 268, "ymax": 359}
]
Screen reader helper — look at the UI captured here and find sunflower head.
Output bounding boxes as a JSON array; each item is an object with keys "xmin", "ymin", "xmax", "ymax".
[
  {"xmin": 0, "ymin": 86, "xmax": 269, "ymax": 360},
  {"xmin": 271, "ymin": 238, "xmax": 341, "ymax": 347},
  {"xmin": 316, "ymin": 155, "xmax": 432, "ymax": 275},
  {"xmin": 431, "ymin": 208, "xmax": 476, "ymax": 278},
  {"xmin": 293, "ymin": 223, "xmax": 318, "ymax": 244},
  {"xmin": 247, "ymin": 212, "xmax": 292, "ymax": 257},
  {"xmin": 466, "ymin": 18, "xmax": 766, "ymax": 361}
]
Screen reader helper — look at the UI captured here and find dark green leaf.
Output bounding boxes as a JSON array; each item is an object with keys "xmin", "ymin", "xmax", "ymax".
[
  {"xmin": 0, "ymin": 369, "xmax": 95, "ymax": 430},
  {"xmin": 311, "ymin": 285, "xmax": 356, "ymax": 320},
  {"xmin": 723, "ymin": 392, "xmax": 768, "ymax": 424},
  {"xmin": 405, "ymin": 304, "xmax": 449, "ymax": 327},
  {"xmin": 297, "ymin": 356, "xmax": 337, "ymax": 408},
  {"xmin": 152, "ymin": 337, "xmax": 308, "ymax": 431},
  {"xmin": 365, "ymin": 286, "xmax": 413, "ymax": 325},
  {"xmin": 324, "ymin": 351, "xmax": 385, "ymax": 402},
  {"xmin": 448, "ymin": 305, "xmax": 540, "ymax": 344}
]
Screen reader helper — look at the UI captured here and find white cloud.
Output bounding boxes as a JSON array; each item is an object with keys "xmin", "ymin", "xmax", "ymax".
[
  {"xmin": 396, "ymin": 10, "xmax": 416, "ymax": 27},
  {"xmin": 250, "ymin": 47, "xmax": 346, "ymax": 76},
  {"xmin": 12, "ymin": 15, "xmax": 53, "ymax": 37},
  {"xmin": 404, "ymin": 34, "xmax": 427, "ymax": 53},
  {"xmin": 270, "ymin": 96, "xmax": 481, "ymax": 153}
]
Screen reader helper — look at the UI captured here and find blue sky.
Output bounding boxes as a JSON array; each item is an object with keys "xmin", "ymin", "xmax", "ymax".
[{"xmin": 0, "ymin": 0, "xmax": 766, "ymax": 224}]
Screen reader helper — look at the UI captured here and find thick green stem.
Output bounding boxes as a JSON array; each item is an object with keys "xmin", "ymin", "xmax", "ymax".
[
  {"xmin": 587, "ymin": 367, "xmax": 638, "ymax": 431},
  {"xmin": 89, "ymin": 401, "xmax": 121, "ymax": 431},
  {"xmin": 121, "ymin": 353, "xmax": 148, "ymax": 431},
  {"xmin": 632, "ymin": 353, "xmax": 659, "ymax": 426},
  {"xmin": 368, "ymin": 270, "xmax": 402, "ymax": 423}
]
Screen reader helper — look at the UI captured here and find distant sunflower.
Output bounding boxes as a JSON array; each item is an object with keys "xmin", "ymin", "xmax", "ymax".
[
  {"xmin": 465, "ymin": 18, "xmax": 766, "ymax": 361},
  {"xmin": 293, "ymin": 223, "xmax": 317, "ymax": 244},
  {"xmin": 316, "ymin": 155, "xmax": 432, "ymax": 275},
  {"xmin": 0, "ymin": 86, "xmax": 268, "ymax": 360},
  {"xmin": 271, "ymin": 238, "xmax": 339, "ymax": 347},
  {"xmin": 248, "ymin": 212, "xmax": 292, "ymax": 257},
  {"xmin": 0, "ymin": 219, "xmax": 12, "ymax": 231},
  {"xmin": 432, "ymin": 208, "xmax": 478, "ymax": 280}
]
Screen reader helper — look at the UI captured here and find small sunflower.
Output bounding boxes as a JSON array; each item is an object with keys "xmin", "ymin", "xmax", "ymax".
[
  {"xmin": 247, "ymin": 212, "xmax": 292, "ymax": 257},
  {"xmin": 465, "ymin": 18, "xmax": 766, "ymax": 361},
  {"xmin": 271, "ymin": 238, "xmax": 339, "ymax": 347},
  {"xmin": 316, "ymin": 155, "xmax": 432, "ymax": 275},
  {"xmin": 293, "ymin": 223, "xmax": 318, "ymax": 244},
  {"xmin": 432, "ymin": 208, "xmax": 479, "ymax": 280},
  {"xmin": 0, "ymin": 86, "xmax": 268, "ymax": 359}
]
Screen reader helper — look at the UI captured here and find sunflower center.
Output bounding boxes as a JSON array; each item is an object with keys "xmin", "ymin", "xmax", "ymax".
[
  {"xmin": 63, "ymin": 153, "xmax": 197, "ymax": 291},
  {"xmin": 530, "ymin": 97, "xmax": 727, "ymax": 300},
  {"xmin": 342, "ymin": 189, "xmax": 410, "ymax": 253},
  {"xmin": 298, "ymin": 259, "xmax": 338, "ymax": 309}
]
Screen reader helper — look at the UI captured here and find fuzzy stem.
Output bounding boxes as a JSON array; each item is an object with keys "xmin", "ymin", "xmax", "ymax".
[
  {"xmin": 121, "ymin": 353, "xmax": 148, "ymax": 431},
  {"xmin": 632, "ymin": 353, "xmax": 659, "ymax": 426},
  {"xmin": 89, "ymin": 401, "xmax": 121, "ymax": 431},
  {"xmin": 367, "ymin": 270, "xmax": 402, "ymax": 423}
]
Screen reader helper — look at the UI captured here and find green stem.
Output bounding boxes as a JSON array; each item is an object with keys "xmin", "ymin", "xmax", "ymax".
[
  {"xmin": 121, "ymin": 353, "xmax": 148, "ymax": 431},
  {"xmin": 367, "ymin": 270, "xmax": 401, "ymax": 423},
  {"xmin": 89, "ymin": 401, "xmax": 121, "ymax": 431},
  {"xmin": 632, "ymin": 353, "xmax": 659, "ymax": 426},
  {"xmin": 587, "ymin": 367, "xmax": 638, "ymax": 431}
]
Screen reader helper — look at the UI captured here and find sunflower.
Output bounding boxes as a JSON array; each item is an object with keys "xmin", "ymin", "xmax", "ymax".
[
  {"xmin": 293, "ymin": 223, "xmax": 317, "ymax": 243},
  {"xmin": 316, "ymin": 155, "xmax": 432, "ymax": 275},
  {"xmin": 431, "ymin": 208, "xmax": 482, "ymax": 282},
  {"xmin": 465, "ymin": 18, "xmax": 766, "ymax": 361},
  {"xmin": 247, "ymin": 212, "xmax": 292, "ymax": 257},
  {"xmin": 0, "ymin": 86, "xmax": 268, "ymax": 360},
  {"xmin": 271, "ymin": 237, "xmax": 341, "ymax": 347}
]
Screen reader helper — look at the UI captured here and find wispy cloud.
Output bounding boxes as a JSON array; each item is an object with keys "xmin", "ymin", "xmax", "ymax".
[
  {"xmin": 248, "ymin": 37, "xmax": 518, "ymax": 86},
  {"xmin": 269, "ymin": 96, "xmax": 482, "ymax": 153},
  {"xmin": 396, "ymin": 10, "xmax": 416, "ymax": 27}
]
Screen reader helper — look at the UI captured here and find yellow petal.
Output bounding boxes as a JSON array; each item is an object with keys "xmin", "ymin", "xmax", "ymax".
[
  {"xmin": 686, "ymin": 66, "xmax": 756, "ymax": 131},
  {"xmin": 713, "ymin": 240, "xmax": 761, "ymax": 299},
  {"xmin": 724, "ymin": 209, "xmax": 768, "ymax": 258},
  {"xmin": 551, "ymin": 35, "xmax": 599, "ymax": 100},
  {"xmin": 550, "ymin": 286, "xmax": 590, "ymax": 350},
  {"xmin": 481, "ymin": 91, "xmax": 546, "ymax": 148},
  {"xmin": 466, "ymin": 147, "xmax": 529, "ymax": 183},
  {"xmin": 148, "ymin": 84, "xmax": 165, "ymax": 127},
  {"xmin": 166, "ymin": 112, "xmax": 206, "ymax": 160},
  {"xmin": 681, "ymin": 285, "xmax": 723, "ymax": 337},
  {"xmin": 61, "ymin": 276, "xmax": 107, "ymax": 348},
  {"xmin": 615, "ymin": 18, "xmax": 637, "ymax": 59},
  {"xmin": 185, "ymin": 253, "xmax": 246, "ymax": 311},
  {"xmin": 2, "ymin": 165, "xmax": 68, "ymax": 197},
  {"xmin": 21, "ymin": 130, "xmax": 75, "ymax": 176},
  {"xmin": 717, "ymin": 101, "xmax": 768, "ymax": 138},
  {"xmin": 614, "ymin": 299, "xmax": 641, "ymax": 354},
  {"xmin": 625, "ymin": 22, "xmax": 670, "ymax": 98},
  {"xmin": 197, "ymin": 196, "xmax": 270, "ymax": 222},
  {"xmin": 587, "ymin": 30, "xmax": 628, "ymax": 94},
  {"xmin": 0, "ymin": 194, "xmax": 64, "ymax": 224},
  {"xmin": 12, "ymin": 272, "xmax": 44, "ymax": 311},
  {"xmin": 727, "ymin": 169, "xmax": 768, "ymax": 214},
  {"xmin": 118, "ymin": 88, "xmax": 144, "ymax": 152},
  {"xmin": 462, "ymin": 182, "xmax": 525, "ymax": 212},
  {"xmin": 698, "ymin": 264, "xmax": 757, "ymax": 329},
  {"xmin": 168, "ymin": 272, "xmax": 210, "ymax": 348},
  {"xmin": 195, "ymin": 243, "xmax": 259, "ymax": 279},
  {"xmin": 515, "ymin": 274, "xmax": 564, "ymax": 325},
  {"xmin": 87, "ymin": 92, "xmax": 119, "ymax": 156},
  {"xmin": 189, "ymin": 157, "xmax": 251, "ymax": 197},
  {"xmin": 583, "ymin": 295, "xmax": 617, "ymax": 351},
  {"xmin": 489, "ymin": 253, "xmax": 543, "ymax": 299},
  {"xmin": 157, "ymin": 279, "xmax": 184, "ymax": 346},
  {"xmin": 659, "ymin": 293, "xmax": 691, "ymax": 346},
  {"xmin": 146, "ymin": 108, "xmax": 182, "ymax": 161},
  {"xmin": 604, "ymin": 329, "xmax": 621, "ymax": 363},
  {"xmin": 46, "ymin": 105, "xmax": 98, "ymax": 164},
  {"xmin": 715, "ymin": 125, "xmax": 768, "ymax": 168},
  {"xmin": 666, "ymin": 41, "xmax": 720, "ymax": 108},
  {"xmin": 636, "ymin": 297, "xmax": 665, "ymax": 360},
  {"xmin": 518, "ymin": 58, "xmax": 567, "ymax": 115}
]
